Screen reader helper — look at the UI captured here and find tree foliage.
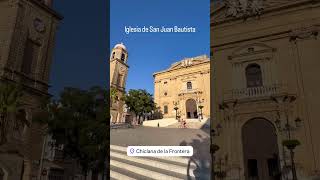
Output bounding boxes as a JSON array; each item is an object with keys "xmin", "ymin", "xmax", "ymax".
[
  {"xmin": 110, "ymin": 87, "xmax": 118, "ymax": 105},
  {"xmin": 123, "ymin": 89, "xmax": 155, "ymax": 122},
  {"xmin": 36, "ymin": 86, "xmax": 109, "ymax": 176},
  {"xmin": 0, "ymin": 83, "xmax": 25, "ymax": 145}
]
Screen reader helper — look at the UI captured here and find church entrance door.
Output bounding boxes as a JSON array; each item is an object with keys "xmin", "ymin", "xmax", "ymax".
[
  {"xmin": 185, "ymin": 99, "xmax": 197, "ymax": 119},
  {"xmin": 242, "ymin": 118, "xmax": 280, "ymax": 180}
]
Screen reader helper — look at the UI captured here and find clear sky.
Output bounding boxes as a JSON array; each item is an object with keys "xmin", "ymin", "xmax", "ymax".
[
  {"xmin": 111, "ymin": 0, "xmax": 210, "ymax": 95},
  {"xmin": 50, "ymin": 1, "xmax": 108, "ymax": 97}
]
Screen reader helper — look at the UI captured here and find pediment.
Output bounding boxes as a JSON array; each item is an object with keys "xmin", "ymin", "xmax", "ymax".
[
  {"xmin": 233, "ymin": 43, "xmax": 274, "ymax": 55},
  {"xmin": 211, "ymin": 0, "xmax": 308, "ymax": 24},
  {"xmin": 229, "ymin": 43, "xmax": 276, "ymax": 60},
  {"xmin": 167, "ymin": 55, "xmax": 209, "ymax": 70}
]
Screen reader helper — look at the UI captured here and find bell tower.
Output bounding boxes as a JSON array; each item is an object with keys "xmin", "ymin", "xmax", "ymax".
[
  {"xmin": 0, "ymin": 0, "xmax": 62, "ymax": 179},
  {"xmin": 110, "ymin": 43, "xmax": 129, "ymax": 123},
  {"xmin": 110, "ymin": 43, "xmax": 129, "ymax": 90}
]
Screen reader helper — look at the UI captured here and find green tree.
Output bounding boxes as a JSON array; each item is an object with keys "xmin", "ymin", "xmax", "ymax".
[
  {"xmin": 123, "ymin": 89, "xmax": 155, "ymax": 124},
  {"xmin": 110, "ymin": 87, "xmax": 118, "ymax": 105},
  {"xmin": 35, "ymin": 86, "xmax": 108, "ymax": 177},
  {"xmin": 0, "ymin": 83, "xmax": 26, "ymax": 145}
]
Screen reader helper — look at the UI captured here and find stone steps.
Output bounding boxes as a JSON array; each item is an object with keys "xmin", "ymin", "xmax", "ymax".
[
  {"xmin": 166, "ymin": 119, "xmax": 210, "ymax": 129},
  {"xmin": 110, "ymin": 144, "xmax": 206, "ymax": 180}
]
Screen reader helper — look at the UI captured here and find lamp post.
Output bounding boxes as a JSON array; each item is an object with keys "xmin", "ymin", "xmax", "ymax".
[
  {"xmin": 174, "ymin": 107, "xmax": 179, "ymax": 120},
  {"xmin": 198, "ymin": 98, "xmax": 204, "ymax": 119},
  {"xmin": 271, "ymin": 95, "xmax": 301, "ymax": 180},
  {"xmin": 173, "ymin": 101, "xmax": 179, "ymax": 120},
  {"xmin": 198, "ymin": 105, "xmax": 204, "ymax": 120}
]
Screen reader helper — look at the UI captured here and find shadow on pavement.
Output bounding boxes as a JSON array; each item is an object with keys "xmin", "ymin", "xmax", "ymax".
[{"xmin": 180, "ymin": 134, "xmax": 211, "ymax": 180}]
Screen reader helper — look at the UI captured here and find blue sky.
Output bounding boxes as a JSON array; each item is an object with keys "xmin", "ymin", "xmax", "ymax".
[
  {"xmin": 50, "ymin": 1, "xmax": 108, "ymax": 97},
  {"xmin": 111, "ymin": 0, "xmax": 210, "ymax": 95}
]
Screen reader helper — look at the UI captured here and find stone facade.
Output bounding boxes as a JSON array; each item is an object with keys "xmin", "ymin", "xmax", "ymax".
[
  {"xmin": 0, "ymin": 0, "xmax": 61, "ymax": 179},
  {"xmin": 211, "ymin": 0, "xmax": 320, "ymax": 179},
  {"xmin": 110, "ymin": 43, "xmax": 129, "ymax": 124},
  {"xmin": 154, "ymin": 55, "xmax": 210, "ymax": 120}
]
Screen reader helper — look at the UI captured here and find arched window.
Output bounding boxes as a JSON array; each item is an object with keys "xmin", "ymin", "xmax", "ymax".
[
  {"xmin": 246, "ymin": 64, "xmax": 263, "ymax": 88},
  {"xmin": 121, "ymin": 53, "xmax": 125, "ymax": 61},
  {"xmin": 112, "ymin": 52, "xmax": 115, "ymax": 59},
  {"xmin": 164, "ymin": 105, "xmax": 168, "ymax": 114},
  {"xmin": 187, "ymin": 82, "xmax": 192, "ymax": 90}
]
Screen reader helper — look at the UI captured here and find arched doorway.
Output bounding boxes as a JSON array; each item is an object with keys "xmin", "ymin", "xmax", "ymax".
[
  {"xmin": 185, "ymin": 99, "xmax": 197, "ymax": 119},
  {"xmin": 242, "ymin": 118, "xmax": 280, "ymax": 180}
]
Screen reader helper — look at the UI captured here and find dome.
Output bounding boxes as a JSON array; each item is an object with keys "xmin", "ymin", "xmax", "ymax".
[{"xmin": 114, "ymin": 43, "xmax": 127, "ymax": 51}]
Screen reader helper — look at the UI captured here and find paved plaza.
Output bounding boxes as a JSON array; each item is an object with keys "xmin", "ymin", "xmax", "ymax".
[{"xmin": 110, "ymin": 126, "xmax": 211, "ymax": 180}]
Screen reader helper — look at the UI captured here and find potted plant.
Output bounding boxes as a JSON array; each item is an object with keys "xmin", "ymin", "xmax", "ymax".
[{"xmin": 282, "ymin": 139, "xmax": 301, "ymax": 150}]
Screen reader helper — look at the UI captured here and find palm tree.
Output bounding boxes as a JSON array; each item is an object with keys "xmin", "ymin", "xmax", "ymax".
[{"xmin": 0, "ymin": 83, "xmax": 25, "ymax": 145}]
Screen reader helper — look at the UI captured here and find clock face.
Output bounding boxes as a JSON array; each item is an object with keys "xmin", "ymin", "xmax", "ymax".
[{"xmin": 33, "ymin": 18, "xmax": 46, "ymax": 33}]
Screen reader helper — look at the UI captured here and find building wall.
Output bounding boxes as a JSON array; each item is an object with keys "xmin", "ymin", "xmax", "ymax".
[
  {"xmin": 0, "ymin": 0, "xmax": 61, "ymax": 179},
  {"xmin": 154, "ymin": 55, "xmax": 210, "ymax": 119},
  {"xmin": 212, "ymin": 1, "xmax": 320, "ymax": 179}
]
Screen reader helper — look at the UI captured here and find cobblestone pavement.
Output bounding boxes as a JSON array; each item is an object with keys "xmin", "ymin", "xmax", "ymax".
[{"xmin": 110, "ymin": 127, "xmax": 211, "ymax": 180}]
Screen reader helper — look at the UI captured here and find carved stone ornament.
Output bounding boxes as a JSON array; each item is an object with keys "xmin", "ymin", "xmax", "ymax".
[
  {"xmin": 289, "ymin": 26, "xmax": 319, "ymax": 42},
  {"xmin": 33, "ymin": 18, "xmax": 46, "ymax": 33},
  {"xmin": 225, "ymin": 0, "xmax": 265, "ymax": 18}
]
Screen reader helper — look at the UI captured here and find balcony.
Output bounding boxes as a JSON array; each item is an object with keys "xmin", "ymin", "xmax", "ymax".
[
  {"xmin": 224, "ymin": 84, "xmax": 287, "ymax": 101},
  {"xmin": 178, "ymin": 88, "xmax": 203, "ymax": 96}
]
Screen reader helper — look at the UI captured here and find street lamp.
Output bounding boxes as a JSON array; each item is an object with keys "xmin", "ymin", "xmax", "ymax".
[
  {"xmin": 271, "ymin": 95, "xmax": 302, "ymax": 180},
  {"xmin": 198, "ymin": 98, "xmax": 204, "ymax": 120},
  {"xmin": 198, "ymin": 105, "xmax": 204, "ymax": 120},
  {"xmin": 173, "ymin": 101, "xmax": 179, "ymax": 120},
  {"xmin": 174, "ymin": 107, "xmax": 179, "ymax": 120}
]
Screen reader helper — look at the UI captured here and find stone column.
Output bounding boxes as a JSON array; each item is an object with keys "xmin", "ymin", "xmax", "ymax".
[
  {"xmin": 240, "ymin": 63, "xmax": 246, "ymax": 89},
  {"xmin": 22, "ymin": 159, "xmax": 31, "ymax": 180}
]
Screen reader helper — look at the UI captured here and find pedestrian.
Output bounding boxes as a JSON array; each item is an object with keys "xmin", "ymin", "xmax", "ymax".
[{"xmin": 183, "ymin": 119, "xmax": 187, "ymax": 128}]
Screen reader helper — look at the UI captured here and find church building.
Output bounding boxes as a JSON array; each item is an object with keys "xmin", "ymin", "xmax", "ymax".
[
  {"xmin": 211, "ymin": 0, "xmax": 320, "ymax": 179},
  {"xmin": 153, "ymin": 55, "xmax": 210, "ymax": 120}
]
